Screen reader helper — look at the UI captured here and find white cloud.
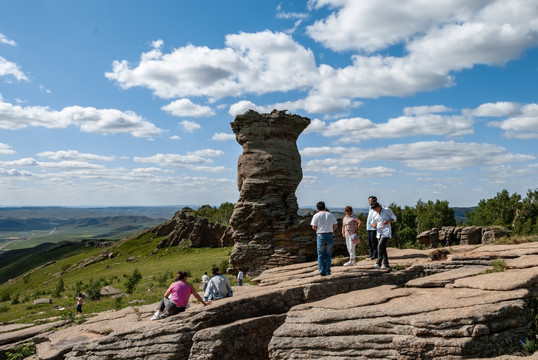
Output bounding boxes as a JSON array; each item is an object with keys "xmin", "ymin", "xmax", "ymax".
[
  {"xmin": 0, "ymin": 168, "xmax": 32, "ymax": 177},
  {"xmin": 0, "ymin": 97, "xmax": 163, "ymax": 138},
  {"xmin": 305, "ymin": 106, "xmax": 473, "ymax": 142},
  {"xmin": 303, "ymin": 164, "xmax": 396, "ymax": 178},
  {"xmin": 480, "ymin": 102, "xmax": 538, "ymax": 139},
  {"xmin": 38, "ymin": 161, "xmax": 106, "ymax": 170},
  {"xmin": 0, "ymin": 158, "xmax": 38, "ymax": 167},
  {"xmin": 302, "ymin": 0, "xmax": 538, "ymax": 105},
  {"xmin": 302, "ymin": 140, "xmax": 534, "ymax": 171},
  {"xmin": 0, "ymin": 143, "xmax": 15, "ymax": 155},
  {"xmin": 106, "ymin": 31, "xmax": 319, "ymax": 99},
  {"xmin": 134, "ymin": 153, "xmax": 210, "ymax": 167},
  {"xmin": 0, "ymin": 56, "xmax": 28, "ymax": 81},
  {"xmin": 188, "ymin": 149, "xmax": 224, "ymax": 157},
  {"xmin": 170, "ymin": 135, "xmax": 181, "ymax": 140},
  {"xmin": 180, "ymin": 120, "xmax": 201, "ymax": 133},
  {"xmin": 473, "ymin": 102, "xmax": 520, "ymax": 117},
  {"xmin": 211, "ymin": 132, "xmax": 236, "ymax": 141},
  {"xmin": 37, "ymin": 150, "xmax": 115, "ymax": 162},
  {"xmin": 0, "ymin": 33, "xmax": 17, "ymax": 46},
  {"xmin": 161, "ymin": 98, "xmax": 215, "ymax": 117}
]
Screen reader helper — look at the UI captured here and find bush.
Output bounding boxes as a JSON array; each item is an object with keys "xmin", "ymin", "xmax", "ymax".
[
  {"xmin": 124, "ymin": 269, "xmax": 143, "ymax": 294},
  {"xmin": 114, "ymin": 296, "xmax": 124, "ymax": 310},
  {"xmin": 53, "ymin": 279, "xmax": 65, "ymax": 298},
  {"xmin": 11, "ymin": 294, "xmax": 19, "ymax": 305},
  {"xmin": 6, "ymin": 343, "xmax": 36, "ymax": 360},
  {"xmin": 85, "ymin": 278, "xmax": 102, "ymax": 300},
  {"xmin": 1, "ymin": 292, "xmax": 10, "ymax": 302}
]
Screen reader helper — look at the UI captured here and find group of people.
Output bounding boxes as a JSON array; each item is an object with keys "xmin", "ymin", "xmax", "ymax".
[
  {"xmin": 310, "ymin": 195, "xmax": 397, "ymax": 276},
  {"xmin": 151, "ymin": 266, "xmax": 237, "ymax": 320}
]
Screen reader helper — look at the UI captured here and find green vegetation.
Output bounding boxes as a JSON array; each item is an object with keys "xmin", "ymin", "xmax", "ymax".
[
  {"xmin": 5, "ymin": 343, "xmax": 36, "ymax": 360},
  {"xmin": 187, "ymin": 202, "xmax": 234, "ymax": 225},
  {"xmin": 0, "ymin": 231, "xmax": 232, "ymax": 324},
  {"xmin": 466, "ymin": 189, "xmax": 538, "ymax": 235},
  {"xmin": 486, "ymin": 259, "xmax": 507, "ymax": 273}
]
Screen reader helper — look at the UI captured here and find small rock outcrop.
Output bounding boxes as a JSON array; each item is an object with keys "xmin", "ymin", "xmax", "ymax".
[
  {"xmin": 228, "ymin": 110, "xmax": 311, "ymax": 274},
  {"xmin": 152, "ymin": 208, "xmax": 233, "ymax": 248},
  {"xmin": 418, "ymin": 226, "xmax": 511, "ymax": 247}
]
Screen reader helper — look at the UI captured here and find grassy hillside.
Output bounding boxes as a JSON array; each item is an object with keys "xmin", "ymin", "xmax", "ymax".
[{"xmin": 0, "ymin": 231, "xmax": 233, "ymax": 324}]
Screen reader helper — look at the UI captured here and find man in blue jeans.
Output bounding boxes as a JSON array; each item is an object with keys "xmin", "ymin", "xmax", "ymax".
[
  {"xmin": 366, "ymin": 195, "xmax": 378, "ymax": 260},
  {"xmin": 311, "ymin": 201, "xmax": 338, "ymax": 276}
]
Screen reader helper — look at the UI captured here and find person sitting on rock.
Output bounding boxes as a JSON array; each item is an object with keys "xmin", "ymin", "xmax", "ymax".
[
  {"xmin": 203, "ymin": 267, "xmax": 233, "ymax": 301},
  {"xmin": 151, "ymin": 271, "xmax": 209, "ymax": 320}
]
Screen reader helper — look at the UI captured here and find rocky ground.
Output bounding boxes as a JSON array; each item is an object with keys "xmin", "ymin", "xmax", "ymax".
[{"xmin": 2, "ymin": 242, "xmax": 538, "ymax": 359}]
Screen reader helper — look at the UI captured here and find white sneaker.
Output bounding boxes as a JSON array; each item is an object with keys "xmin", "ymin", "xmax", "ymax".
[
  {"xmin": 150, "ymin": 311, "xmax": 160, "ymax": 320},
  {"xmin": 351, "ymin": 260, "xmax": 356, "ymax": 266},
  {"xmin": 380, "ymin": 265, "xmax": 391, "ymax": 270},
  {"xmin": 372, "ymin": 264, "xmax": 381, "ymax": 269},
  {"xmin": 343, "ymin": 260, "xmax": 354, "ymax": 266}
]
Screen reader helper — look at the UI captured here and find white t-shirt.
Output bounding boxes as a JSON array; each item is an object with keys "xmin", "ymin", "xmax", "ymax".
[
  {"xmin": 311, "ymin": 211, "xmax": 338, "ymax": 233},
  {"xmin": 372, "ymin": 207, "xmax": 397, "ymax": 238}
]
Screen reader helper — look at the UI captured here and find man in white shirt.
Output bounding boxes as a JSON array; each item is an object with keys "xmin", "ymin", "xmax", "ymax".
[
  {"xmin": 310, "ymin": 201, "xmax": 338, "ymax": 276},
  {"xmin": 237, "ymin": 269, "xmax": 243, "ymax": 286},
  {"xmin": 370, "ymin": 202, "xmax": 397, "ymax": 270}
]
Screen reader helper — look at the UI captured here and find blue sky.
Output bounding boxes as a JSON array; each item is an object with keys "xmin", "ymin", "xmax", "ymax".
[{"xmin": 0, "ymin": 0, "xmax": 537, "ymax": 209}]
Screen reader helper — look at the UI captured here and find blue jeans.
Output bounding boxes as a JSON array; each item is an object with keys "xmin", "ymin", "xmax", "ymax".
[{"xmin": 317, "ymin": 233, "xmax": 334, "ymax": 275}]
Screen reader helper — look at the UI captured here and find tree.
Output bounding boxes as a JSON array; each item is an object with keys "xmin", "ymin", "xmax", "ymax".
[
  {"xmin": 513, "ymin": 189, "xmax": 538, "ymax": 235},
  {"xmin": 415, "ymin": 200, "xmax": 455, "ymax": 233},
  {"xmin": 466, "ymin": 189, "xmax": 521, "ymax": 228}
]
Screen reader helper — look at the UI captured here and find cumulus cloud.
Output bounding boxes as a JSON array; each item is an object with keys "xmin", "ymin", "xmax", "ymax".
[
  {"xmin": 302, "ymin": 0, "xmax": 538, "ymax": 104},
  {"xmin": 305, "ymin": 106, "xmax": 473, "ymax": 142},
  {"xmin": 0, "ymin": 168, "xmax": 32, "ymax": 177},
  {"xmin": 0, "ymin": 56, "xmax": 28, "ymax": 81},
  {"xmin": 106, "ymin": 31, "xmax": 319, "ymax": 99},
  {"xmin": 302, "ymin": 140, "xmax": 534, "ymax": 171},
  {"xmin": 188, "ymin": 149, "xmax": 224, "ymax": 157},
  {"xmin": 161, "ymin": 98, "xmax": 215, "ymax": 117},
  {"xmin": 303, "ymin": 164, "xmax": 396, "ymax": 178},
  {"xmin": 0, "ymin": 143, "xmax": 15, "ymax": 155},
  {"xmin": 37, "ymin": 150, "xmax": 115, "ymax": 162},
  {"xmin": 180, "ymin": 120, "xmax": 201, "ymax": 133},
  {"xmin": 211, "ymin": 132, "xmax": 236, "ymax": 141},
  {"xmin": 0, "ymin": 97, "xmax": 163, "ymax": 138},
  {"xmin": 478, "ymin": 102, "xmax": 538, "ymax": 139}
]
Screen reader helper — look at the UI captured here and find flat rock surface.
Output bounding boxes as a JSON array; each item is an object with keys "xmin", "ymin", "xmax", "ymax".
[{"xmin": 2, "ymin": 242, "xmax": 538, "ymax": 359}]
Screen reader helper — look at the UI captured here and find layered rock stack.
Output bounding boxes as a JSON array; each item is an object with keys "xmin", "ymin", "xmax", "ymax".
[{"xmin": 228, "ymin": 109, "xmax": 311, "ymax": 275}]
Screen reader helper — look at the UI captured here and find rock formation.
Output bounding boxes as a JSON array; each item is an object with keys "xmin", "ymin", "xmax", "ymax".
[
  {"xmin": 8, "ymin": 242, "xmax": 538, "ymax": 360},
  {"xmin": 228, "ymin": 110, "xmax": 312, "ymax": 275},
  {"xmin": 417, "ymin": 226, "xmax": 511, "ymax": 247},
  {"xmin": 151, "ymin": 207, "xmax": 233, "ymax": 248}
]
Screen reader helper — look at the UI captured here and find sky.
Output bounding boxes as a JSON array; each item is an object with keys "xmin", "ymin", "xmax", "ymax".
[{"xmin": 0, "ymin": 0, "xmax": 537, "ymax": 209}]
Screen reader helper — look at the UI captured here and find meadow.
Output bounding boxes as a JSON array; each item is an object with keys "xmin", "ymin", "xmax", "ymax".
[{"xmin": 0, "ymin": 232, "xmax": 232, "ymax": 324}]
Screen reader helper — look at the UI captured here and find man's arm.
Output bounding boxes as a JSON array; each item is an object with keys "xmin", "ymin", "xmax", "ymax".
[{"xmin": 312, "ymin": 225, "xmax": 318, "ymax": 231}]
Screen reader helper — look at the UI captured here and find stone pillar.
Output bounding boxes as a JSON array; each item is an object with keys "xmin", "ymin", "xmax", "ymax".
[{"xmin": 228, "ymin": 109, "xmax": 311, "ymax": 275}]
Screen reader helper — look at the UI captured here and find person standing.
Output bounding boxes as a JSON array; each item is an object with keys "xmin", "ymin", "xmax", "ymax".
[
  {"xmin": 311, "ymin": 201, "xmax": 338, "ymax": 276},
  {"xmin": 366, "ymin": 196, "xmax": 379, "ymax": 260},
  {"xmin": 201, "ymin": 272, "xmax": 210, "ymax": 291},
  {"xmin": 342, "ymin": 206, "xmax": 362, "ymax": 266},
  {"xmin": 76, "ymin": 293, "xmax": 84, "ymax": 315},
  {"xmin": 370, "ymin": 202, "xmax": 397, "ymax": 270},
  {"xmin": 237, "ymin": 269, "xmax": 244, "ymax": 286}
]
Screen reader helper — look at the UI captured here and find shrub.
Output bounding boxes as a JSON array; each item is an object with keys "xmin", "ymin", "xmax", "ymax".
[
  {"xmin": 53, "ymin": 279, "xmax": 65, "ymax": 298},
  {"xmin": 85, "ymin": 278, "xmax": 102, "ymax": 300},
  {"xmin": 1, "ymin": 292, "xmax": 10, "ymax": 302},
  {"xmin": 11, "ymin": 294, "xmax": 19, "ymax": 305},
  {"xmin": 114, "ymin": 296, "xmax": 124, "ymax": 310},
  {"xmin": 6, "ymin": 343, "xmax": 36, "ymax": 360},
  {"xmin": 0, "ymin": 304, "xmax": 9, "ymax": 312},
  {"xmin": 124, "ymin": 269, "xmax": 143, "ymax": 294}
]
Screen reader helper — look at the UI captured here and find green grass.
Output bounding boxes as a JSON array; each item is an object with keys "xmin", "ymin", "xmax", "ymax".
[{"xmin": 0, "ymin": 232, "xmax": 233, "ymax": 324}]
